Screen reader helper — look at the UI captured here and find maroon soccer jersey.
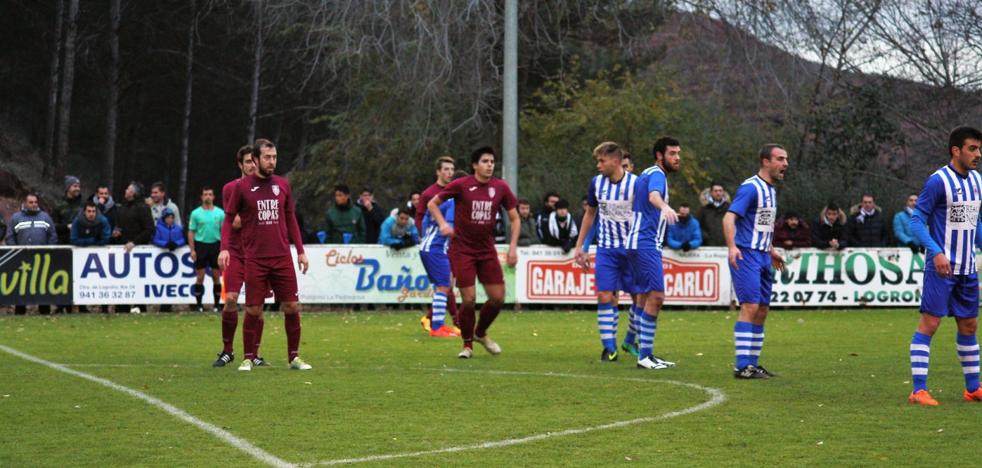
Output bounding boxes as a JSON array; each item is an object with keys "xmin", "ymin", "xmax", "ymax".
[
  {"xmin": 221, "ymin": 179, "xmax": 244, "ymax": 258},
  {"xmin": 416, "ymin": 182, "xmax": 444, "ymax": 233},
  {"xmin": 437, "ymin": 175, "xmax": 517, "ymax": 255},
  {"xmin": 221, "ymin": 174, "xmax": 305, "ymax": 259}
]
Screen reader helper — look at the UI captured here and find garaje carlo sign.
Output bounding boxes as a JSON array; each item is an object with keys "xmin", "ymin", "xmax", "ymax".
[{"xmin": 516, "ymin": 247, "xmax": 730, "ymax": 305}]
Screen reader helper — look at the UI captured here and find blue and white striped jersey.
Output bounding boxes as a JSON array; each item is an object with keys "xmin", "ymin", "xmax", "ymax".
[
  {"xmin": 915, "ymin": 165, "xmax": 982, "ymax": 275},
  {"xmin": 728, "ymin": 175, "xmax": 777, "ymax": 251},
  {"xmin": 626, "ymin": 165, "xmax": 668, "ymax": 251},
  {"xmin": 420, "ymin": 199, "xmax": 455, "ymax": 254},
  {"xmin": 586, "ymin": 172, "xmax": 637, "ymax": 249}
]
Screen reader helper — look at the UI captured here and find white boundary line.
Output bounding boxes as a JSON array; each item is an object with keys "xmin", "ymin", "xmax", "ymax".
[
  {"xmin": 0, "ymin": 344, "xmax": 293, "ymax": 468},
  {"xmin": 304, "ymin": 367, "xmax": 727, "ymax": 466}
]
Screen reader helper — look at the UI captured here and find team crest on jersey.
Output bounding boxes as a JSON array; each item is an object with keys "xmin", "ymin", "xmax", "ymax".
[
  {"xmin": 272, "ymin": 184, "xmax": 280, "ymax": 196},
  {"xmin": 489, "ymin": 187, "xmax": 496, "ymax": 198}
]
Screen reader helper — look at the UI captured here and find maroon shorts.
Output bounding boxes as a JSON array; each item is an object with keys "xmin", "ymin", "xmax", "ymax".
[
  {"xmin": 223, "ymin": 253, "xmax": 246, "ymax": 297},
  {"xmin": 244, "ymin": 256, "xmax": 298, "ymax": 306},
  {"xmin": 450, "ymin": 250, "xmax": 503, "ymax": 288}
]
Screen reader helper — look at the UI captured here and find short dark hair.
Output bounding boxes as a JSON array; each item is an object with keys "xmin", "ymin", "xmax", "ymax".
[
  {"xmin": 435, "ymin": 156, "xmax": 455, "ymax": 171},
  {"xmin": 517, "ymin": 198, "xmax": 531, "ymax": 206},
  {"xmin": 361, "ymin": 186, "xmax": 374, "ymax": 195},
  {"xmin": 397, "ymin": 206, "xmax": 414, "ymax": 217},
  {"xmin": 96, "ymin": 184, "xmax": 110, "ymax": 191},
  {"xmin": 201, "ymin": 186, "xmax": 214, "ymax": 194},
  {"xmin": 948, "ymin": 126, "xmax": 982, "ymax": 157},
  {"xmin": 826, "ymin": 203, "xmax": 839, "ymax": 211},
  {"xmin": 151, "ymin": 182, "xmax": 167, "ymax": 193},
  {"xmin": 452, "ymin": 170, "xmax": 469, "ymax": 181},
  {"xmin": 409, "ymin": 190, "xmax": 421, "ymax": 198},
  {"xmin": 236, "ymin": 145, "xmax": 253, "ymax": 165},
  {"xmin": 470, "ymin": 146, "xmax": 496, "ymax": 166},
  {"xmin": 861, "ymin": 193, "xmax": 874, "ymax": 200},
  {"xmin": 334, "ymin": 184, "xmax": 350, "ymax": 195},
  {"xmin": 83, "ymin": 201, "xmax": 98, "ymax": 210},
  {"xmin": 555, "ymin": 198, "xmax": 570, "ymax": 210},
  {"xmin": 24, "ymin": 192, "xmax": 39, "ymax": 202},
  {"xmin": 759, "ymin": 144, "xmax": 785, "ymax": 163},
  {"xmin": 253, "ymin": 138, "xmax": 276, "ymax": 156},
  {"xmin": 622, "ymin": 152, "xmax": 633, "ymax": 162},
  {"xmin": 652, "ymin": 136, "xmax": 680, "ymax": 160},
  {"xmin": 710, "ymin": 181, "xmax": 725, "ymax": 191},
  {"xmin": 543, "ymin": 191, "xmax": 559, "ymax": 203},
  {"xmin": 784, "ymin": 210, "xmax": 800, "ymax": 220},
  {"xmin": 679, "ymin": 203, "xmax": 690, "ymax": 209}
]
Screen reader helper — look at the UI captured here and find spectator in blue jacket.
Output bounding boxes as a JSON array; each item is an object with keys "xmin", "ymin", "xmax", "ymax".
[
  {"xmin": 152, "ymin": 207, "xmax": 186, "ymax": 250},
  {"xmin": 378, "ymin": 207, "xmax": 419, "ymax": 250},
  {"xmin": 6, "ymin": 193, "xmax": 58, "ymax": 246},
  {"xmin": 70, "ymin": 201, "xmax": 112, "ymax": 246},
  {"xmin": 893, "ymin": 193, "xmax": 922, "ymax": 252},
  {"xmin": 666, "ymin": 203, "xmax": 702, "ymax": 252}
]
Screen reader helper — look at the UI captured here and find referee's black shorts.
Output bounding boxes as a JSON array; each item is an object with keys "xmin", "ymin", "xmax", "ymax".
[{"xmin": 194, "ymin": 241, "xmax": 221, "ymax": 270}]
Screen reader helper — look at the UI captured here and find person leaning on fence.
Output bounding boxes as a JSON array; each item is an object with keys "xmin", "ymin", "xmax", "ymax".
[
  {"xmin": 894, "ymin": 193, "xmax": 923, "ymax": 253},
  {"xmin": 666, "ymin": 203, "xmax": 702, "ymax": 252},
  {"xmin": 516, "ymin": 198, "xmax": 540, "ymax": 246},
  {"xmin": 697, "ymin": 182, "xmax": 730, "ymax": 247},
  {"xmin": 152, "ymin": 207, "xmax": 186, "ymax": 251},
  {"xmin": 378, "ymin": 206, "xmax": 420, "ymax": 250},
  {"xmin": 773, "ymin": 210, "xmax": 812, "ymax": 249},
  {"xmin": 325, "ymin": 184, "xmax": 365, "ymax": 244},
  {"xmin": 812, "ymin": 203, "xmax": 848, "ymax": 250},
  {"xmin": 6, "ymin": 193, "xmax": 57, "ymax": 315},
  {"xmin": 541, "ymin": 198, "xmax": 579, "ymax": 253},
  {"xmin": 847, "ymin": 193, "xmax": 889, "ymax": 247},
  {"xmin": 70, "ymin": 201, "xmax": 112, "ymax": 247}
]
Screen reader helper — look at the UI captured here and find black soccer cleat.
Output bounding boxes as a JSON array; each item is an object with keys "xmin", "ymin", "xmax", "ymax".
[
  {"xmin": 755, "ymin": 365, "xmax": 777, "ymax": 378},
  {"xmin": 252, "ymin": 356, "xmax": 270, "ymax": 367},
  {"xmin": 213, "ymin": 351, "xmax": 234, "ymax": 367},
  {"xmin": 734, "ymin": 365, "xmax": 769, "ymax": 379},
  {"xmin": 600, "ymin": 349, "xmax": 618, "ymax": 362}
]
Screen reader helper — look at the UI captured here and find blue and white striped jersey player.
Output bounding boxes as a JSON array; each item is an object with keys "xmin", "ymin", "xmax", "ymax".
[
  {"xmin": 574, "ymin": 142, "xmax": 640, "ymax": 362},
  {"xmin": 419, "ymin": 171, "xmax": 467, "ymax": 338},
  {"xmin": 625, "ymin": 137, "xmax": 682, "ymax": 370},
  {"xmin": 723, "ymin": 144, "xmax": 788, "ymax": 380},
  {"xmin": 906, "ymin": 126, "xmax": 982, "ymax": 406}
]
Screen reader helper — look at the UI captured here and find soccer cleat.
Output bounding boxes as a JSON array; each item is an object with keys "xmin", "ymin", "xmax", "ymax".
[
  {"xmin": 755, "ymin": 365, "xmax": 777, "ymax": 377},
  {"xmin": 212, "ymin": 306, "xmax": 220, "ymax": 313},
  {"xmin": 289, "ymin": 357, "xmax": 312, "ymax": 370},
  {"xmin": 621, "ymin": 342, "xmax": 640, "ymax": 358},
  {"xmin": 474, "ymin": 335, "xmax": 502, "ymax": 355},
  {"xmin": 237, "ymin": 359, "xmax": 253, "ymax": 372},
  {"xmin": 637, "ymin": 355, "xmax": 670, "ymax": 370},
  {"xmin": 652, "ymin": 355, "xmax": 676, "ymax": 368},
  {"xmin": 734, "ymin": 365, "xmax": 768, "ymax": 379},
  {"xmin": 420, "ymin": 315, "xmax": 432, "ymax": 332},
  {"xmin": 458, "ymin": 347, "xmax": 473, "ymax": 359},
  {"xmin": 909, "ymin": 389, "xmax": 939, "ymax": 406},
  {"xmin": 600, "ymin": 349, "xmax": 618, "ymax": 362},
  {"xmin": 252, "ymin": 356, "xmax": 270, "ymax": 367},
  {"xmin": 212, "ymin": 351, "xmax": 234, "ymax": 367},
  {"xmin": 429, "ymin": 326, "xmax": 461, "ymax": 337},
  {"xmin": 963, "ymin": 387, "xmax": 982, "ymax": 402}
]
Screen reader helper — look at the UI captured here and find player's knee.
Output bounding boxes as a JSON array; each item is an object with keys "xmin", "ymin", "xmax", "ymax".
[
  {"xmin": 597, "ymin": 291, "xmax": 615, "ymax": 303},
  {"xmin": 958, "ymin": 318, "xmax": 978, "ymax": 335},
  {"xmin": 282, "ymin": 302, "xmax": 300, "ymax": 315}
]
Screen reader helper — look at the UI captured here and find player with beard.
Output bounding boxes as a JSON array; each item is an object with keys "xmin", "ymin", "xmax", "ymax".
[
  {"xmin": 219, "ymin": 139, "xmax": 311, "ymax": 371},
  {"xmin": 427, "ymin": 147, "xmax": 519, "ymax": 358}
]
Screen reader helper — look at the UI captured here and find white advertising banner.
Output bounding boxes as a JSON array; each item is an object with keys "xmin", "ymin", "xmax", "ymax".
[
  {"xmin": 73, "ymin": 246, "xmax": 219, "ymax": 305},
  {"xmin": 515, "ymin": 246, "xmax": 732, "ymax": 306}
]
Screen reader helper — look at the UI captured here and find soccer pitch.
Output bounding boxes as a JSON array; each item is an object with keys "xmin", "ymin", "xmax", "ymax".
[{"xmin": 1, "ymin": 308, "xmax": 978, "ymax": 466}]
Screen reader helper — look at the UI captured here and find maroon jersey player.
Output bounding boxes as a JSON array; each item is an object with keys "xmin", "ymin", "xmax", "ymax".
[
  {"xmin": 219, "ymin": 138, "xmax": 312, "ymax": 371},
  {"xmin": 427, "ymin": 146, "xmax": 520, "ymax": 358}
]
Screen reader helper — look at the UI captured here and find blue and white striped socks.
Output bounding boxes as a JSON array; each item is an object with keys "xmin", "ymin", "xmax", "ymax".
[
  {"xmin": 624, "ymin": 305, "xmax": 641, "ymax": 346},
  {"xmin": 638, "ymin": 312, "xmax": 657, "ymax": 358},
  {"xmin": 750, "ymin": 324, "xmax": 765, "ymax": 366},
  {"xmin": 597, "ymin": 303, "xmax": 618, "ymax": 352},
  {"xmin": 910, "ymin": 332, "xmax": 932, "ymax": 392},
  {"xmin": 734, "ymin": 321, "xmax": 753, "ymax": 369},
  {"xmin": 957, "ymin": 333, "xmax": 980, "ymax": 392},
  {"xmin": 431, "ymin": 292, "xmax": 448, "ymax": 331}
]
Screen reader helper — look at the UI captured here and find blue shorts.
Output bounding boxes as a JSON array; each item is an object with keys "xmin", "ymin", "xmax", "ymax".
[
  {"xmin": 730, "ymin": 248, "xmax": 773, "ymax": 305},
  {"xmin": 920, "ymin": 270, "xmax": 979, "ymax": 318},
  {"xmin": 627, "ymin": 248, "xmax": 664, "ymax": 293},
  {"xmin": 594, "ymin": 248, "xmax": 638, "ymax": 294},
  {"xmin": 419, "ymin": 250, "xmax": 452, "ymax": 288}
]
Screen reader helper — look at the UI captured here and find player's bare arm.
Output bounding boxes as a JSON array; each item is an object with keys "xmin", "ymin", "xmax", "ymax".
[
  {"xmin": 650, "ymin": 191, "xmax": 677, "ymax": 224},
  {"xmin": 507, "ymin": 207, "xmax": 520, "ymax": 267},
  {"xmin": 574, "ymin": 205, "xmax": 597, "ymax": 268},
  {"xmin": 723, "ymin": 212, "xmax": 742, "ymax": 269},
  {"xmin": 188, "ymin": 231, "xmax": 197, "ymax": 262}
]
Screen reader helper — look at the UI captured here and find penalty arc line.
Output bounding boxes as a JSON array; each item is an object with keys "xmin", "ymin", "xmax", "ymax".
[
  {"xmin": 304, "ymin": 367, "xmax": 728, "ymax": 466},
  {"xmin": 0, "ymin": 344, "xmax": 294, "ymax": 468}
]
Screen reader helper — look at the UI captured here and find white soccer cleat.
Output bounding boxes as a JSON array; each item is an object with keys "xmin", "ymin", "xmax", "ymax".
[
  {"xmin": 652, "ymin": 355, "xmax": 677, "ymax": 368},
  {"xmin": 457, "ymin": 347, "xmax": 473, "ymax": 359},
  {"xmin": 289, "ymin": 357, "xmax": 312, "ymax": 370},
  {"xmin": 637, "ymin": 356, "xmax": 671, "ymax": 370},
  {"xmin": 237, "ymin": 359, "xmax": 253, "ymax": 372},
  {"xmin": 474, "ymin": 335, "xmax": 501, "ymax": 355}
]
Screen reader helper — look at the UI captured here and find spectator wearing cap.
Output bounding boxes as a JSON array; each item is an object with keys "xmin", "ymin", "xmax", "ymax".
[
  {"xmin": 325, "ymin": 184, "xmax": 366, "ymax": 244},
  {"xmin": 151, "ymin": 207, "xmax": 186, "ymax": 250},
  {"xmin": 114, "ymin": 181, "xmax": 155, "ymax": 252},
  {"xmin": 774, "ymin": 210, "xmax": 812, "ymax": 249},
  {"xmin": 812, "ymin": 202, "xmax": 848, "ymax": 250},
  {"xmin": 147, "ymin": 181, "xmax": 182, "ymax": 227},
  {"xmin": 70, "ymin": 201, "xmax": 112, "ymax": 246},
  {"xmin": 666, "ymin": 203, "xmax": 703, "ymax": 252},
  {"xmin": 540, "ymin": 198, "xmax": 578, "ymax": 253},
  {"xmin": 357, "ymin": 186, "xmax": 386, "ymax": 244},
  {"xmin": 893, "ymin": 193, "xmax": 922, "ymax": 252},
  {"xmin": 54, "ymin": 175, "xmax": 83, "ymax": 243},
  {"xmin": 696, "ymin": 181, "xmax": 730, "ymax": 246}
]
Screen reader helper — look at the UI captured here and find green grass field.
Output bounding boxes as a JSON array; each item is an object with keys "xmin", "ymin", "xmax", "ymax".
[{"xmin": 1, "ymin": 308, "xmax": 979, "ymax": 467}]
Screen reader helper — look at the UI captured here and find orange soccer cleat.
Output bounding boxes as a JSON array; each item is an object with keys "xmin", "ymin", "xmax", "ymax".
[
  {"xmin": 429, "ymin": 326, "xmax": 461, "ymax": 337},
  {"xmin": 420, "ymin": 315, "xmax": 431, "ymax": 332},
  {"xmin": 963, "ymin": 387, "xmax": 982, "ymax": 402},
  {"xmin": 908, "ymin": 389, "xmax": 939, "ymax": 406}
]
